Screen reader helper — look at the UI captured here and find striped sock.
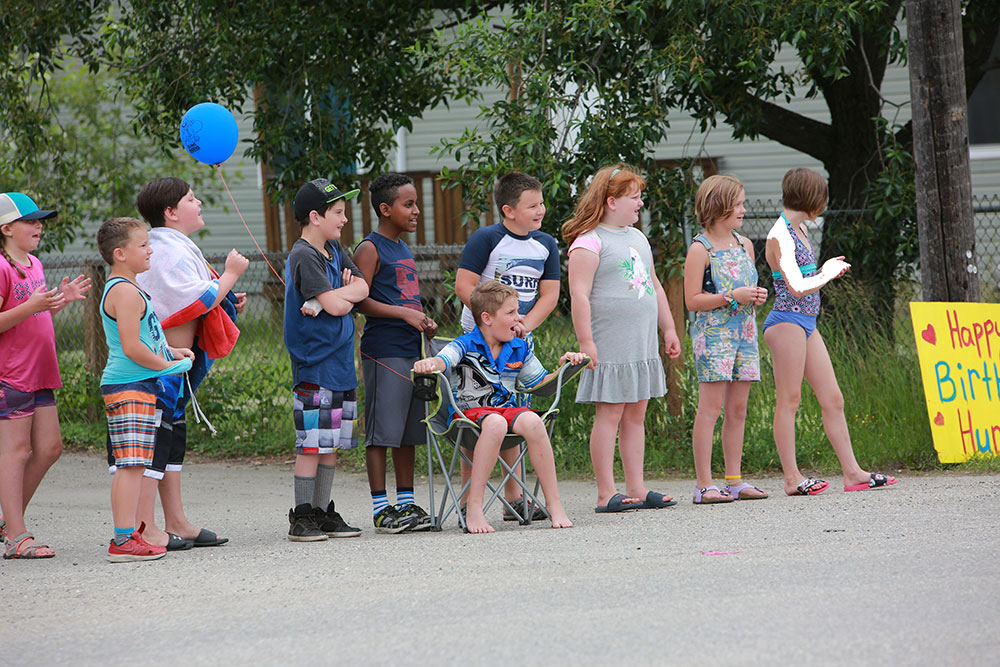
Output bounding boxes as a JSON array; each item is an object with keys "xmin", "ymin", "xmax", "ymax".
[
  {"xmin": 372, "ymin": 490, "xmax": 389, "ymax": 517},
  {"xmin": 396, "ymin": 486, "xmax": 414, "ymax": 507}
]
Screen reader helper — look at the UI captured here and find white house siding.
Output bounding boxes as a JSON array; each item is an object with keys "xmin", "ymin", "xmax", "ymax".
[{"xmin": 50, "ymin": 108, "xmax": 267, "ymax": 262}]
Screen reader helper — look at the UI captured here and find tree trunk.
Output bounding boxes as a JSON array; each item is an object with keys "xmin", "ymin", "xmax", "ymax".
[
  {"xmin": 815, "ymin": 25, "xmax": 899, "ymax": 332},
  {"xmin": 906, "ymin": 0, "xmax": 980, "ymax": 302}
]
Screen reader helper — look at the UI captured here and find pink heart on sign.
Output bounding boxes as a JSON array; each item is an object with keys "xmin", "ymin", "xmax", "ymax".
[
  {"xmin": 934, "ymin": 412, "xmax": 944, "ymax": 426},
  {"xmin": 921, "ymin": 324, "xmax": 937, "ymax": 345}
]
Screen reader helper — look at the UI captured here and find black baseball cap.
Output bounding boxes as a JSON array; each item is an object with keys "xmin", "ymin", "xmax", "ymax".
[{"xmin": 293, "ymin": 178, "xmax": 360, "ymax": 222}]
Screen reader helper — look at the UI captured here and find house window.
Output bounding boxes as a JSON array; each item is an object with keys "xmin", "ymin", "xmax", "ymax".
[{"xmin": 968, "ymin": 26, "xmax": 1000, "ymax": 158}]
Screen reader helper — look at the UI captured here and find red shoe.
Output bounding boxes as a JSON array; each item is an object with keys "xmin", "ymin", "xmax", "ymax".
[{"xmin": 107, "ymin": 523, "xmax": 166, "ymax": 563}]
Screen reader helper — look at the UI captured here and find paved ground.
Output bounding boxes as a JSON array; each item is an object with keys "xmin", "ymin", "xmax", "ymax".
[{"xmin": 1, "ymin": 452, "xmax": 997, "ymax": 666}]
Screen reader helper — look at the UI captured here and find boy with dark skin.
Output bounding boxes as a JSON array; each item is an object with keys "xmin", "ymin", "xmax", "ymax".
[{"xmin": 353, "ymin": 173, "xmax": 437, "ymax": 532}]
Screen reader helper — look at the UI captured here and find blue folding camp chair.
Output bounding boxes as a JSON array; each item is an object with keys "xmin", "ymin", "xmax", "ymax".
[{"xmin": 412, "ymin": 337, "xmax": 587, "ymax": 532}]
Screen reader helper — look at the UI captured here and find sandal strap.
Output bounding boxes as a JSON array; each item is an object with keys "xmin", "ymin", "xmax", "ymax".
[
  {"xmin": 797, "ymin": 477, "xmax": 822, "ymax": 493},
  {"xmin": 4, "ymin": 532, "xmax": 53, "ymax": 558}
]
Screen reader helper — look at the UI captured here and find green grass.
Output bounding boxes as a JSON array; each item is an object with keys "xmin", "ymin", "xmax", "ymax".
[{"xmin": 53, "ymin": 288, "xmax": 991, "ymax": 477}]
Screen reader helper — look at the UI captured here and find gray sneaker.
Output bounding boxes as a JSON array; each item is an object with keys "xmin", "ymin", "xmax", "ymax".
[
  {"xmin": 373, "ymin": 505, "xmax": 417, "ymax": 534},
  {"xmin": 395, "ymin": 503, "xmax": 433, "ymax": 531}
]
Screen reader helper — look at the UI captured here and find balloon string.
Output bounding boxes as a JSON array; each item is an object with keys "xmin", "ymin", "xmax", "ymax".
[
  {"xmin": 213, "ymin": 165, "xmax": 413, "ymax": 385},
  {"xmin": 215, "ymin": 165, "xmax": 285, "ymax": 287}
]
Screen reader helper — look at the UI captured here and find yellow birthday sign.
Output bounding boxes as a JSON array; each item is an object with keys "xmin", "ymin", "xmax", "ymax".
[{"xmin": 910, "ymin": 301, "xmax": 1000, "ymax": 463}]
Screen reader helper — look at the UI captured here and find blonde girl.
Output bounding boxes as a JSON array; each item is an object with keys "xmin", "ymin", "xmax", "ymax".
[
  {"xmin": 0, "ymin": 193, "xmax": 91, "ymax": 558},
  {"xmin": 683, "ymin": 175, "xmax": 768, "ymax": 504},
  {"xmin": 564, "ymin": 165, "xmax": 682, "ymax": 513}
]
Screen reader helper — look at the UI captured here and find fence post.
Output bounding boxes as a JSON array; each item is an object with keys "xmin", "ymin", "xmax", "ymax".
[{"xmin": 83, "ymin": 259, "xmax": 107, "ymax": 421}]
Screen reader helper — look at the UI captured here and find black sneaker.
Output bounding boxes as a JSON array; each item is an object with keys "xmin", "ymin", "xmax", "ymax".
[
  {"xmin": 288, "ymin": 503, "xmax": 328, "ymax": 542},
  {"xmin": 395, "ymin": 503, "xmax": 433, "ymax": 532},
  {"xmin": 373, "ymin": 505, "xmax": 416, "ymax": 534},
  {"xmin": 502, "ymin": 497, "xmax": 548, "ymax": 523},
  {"xmin": 313, "ymin": 502, "xmax": 362, "ymax": 538}
]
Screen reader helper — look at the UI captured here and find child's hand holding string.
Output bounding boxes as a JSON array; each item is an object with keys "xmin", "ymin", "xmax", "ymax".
[
  {"xmin": 169, "ymin": 346, "xmax": 195, "ymax": 361},
  {"xmin": 422, "ymin": 316, "xmax": 438, "ymax": 337}
]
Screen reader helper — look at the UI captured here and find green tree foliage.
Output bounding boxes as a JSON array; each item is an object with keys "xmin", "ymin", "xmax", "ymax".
[
  {"xmin": 422, "ymin": 2, "xmax": 688, "ymax": 258},
  {"xmin": 420, "ymin": 0, "xmax": 999, "ymax": 330},
  {"xmin": 4, "ymin": 0, "xmax": 998, "ymax": 303},
  {"xmin": 100, "ymin": 1, "xmax": 493, "ymax": 200},
  {"xmin": 0, "ymin": 0, "xmax": 214, "ymax": 250}
]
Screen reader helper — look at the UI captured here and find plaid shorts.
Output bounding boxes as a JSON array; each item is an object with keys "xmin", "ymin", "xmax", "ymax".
[
  {"xmin": 292, "ymin": 383, "xmax": 358, "ymax": 454},
  {"xmin": 102, "ymin": 379, "xmax": 161, "ymax": 468},
  {"xmin": 0, "ymin": 382, "xmax": 56, "ymax": 420}
]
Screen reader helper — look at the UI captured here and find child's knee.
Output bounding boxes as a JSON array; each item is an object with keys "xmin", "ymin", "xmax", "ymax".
[
  {"xmin": 820, "ymin": 390, "xmax": 845, "ymax": 413},
  {"xmin": 725, "ymin": 403, "xmax": 748, "ymax": 422},
  {"xmin": 35, "ymin": 431, "xmax": 63, "ymax": 460},
  {"xmin": 478, "ymin": 413, "xmax": 507, "ymax": 436},
  {"xmin": 777, "ymin": 392, "xmax": 802, "ymax": 410},
  {"xmin": 514, "ymin": 411, "xmax": 544, "ymax": 433}
]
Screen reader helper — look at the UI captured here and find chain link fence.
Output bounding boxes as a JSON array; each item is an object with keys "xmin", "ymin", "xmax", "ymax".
[{"xmin": 44, "ymin": 195, "xmax": 1000, "ymax": 457}]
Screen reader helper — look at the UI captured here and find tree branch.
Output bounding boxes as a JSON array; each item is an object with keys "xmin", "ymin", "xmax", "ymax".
[{"xmin": 738, "ymin": 93, "xmax": 835, "ymax": 163}]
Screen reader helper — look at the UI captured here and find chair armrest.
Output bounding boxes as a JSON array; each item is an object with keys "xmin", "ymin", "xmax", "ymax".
[
  {"xmin": 523, "ymin": 356, "xmax": 590, "ymax": 417},
  {"xmin": 411, "ymin": 371, "xmax": 439, "ymax": 402}
]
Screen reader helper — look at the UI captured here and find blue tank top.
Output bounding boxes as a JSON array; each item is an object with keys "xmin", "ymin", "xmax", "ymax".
[
  {"xmin": 100, "ymin": 277, "xmax": 179, "ymax": 385},
  {"xmin": 358, "ymin": 232, "xmax": 423, "ymax": 358}
]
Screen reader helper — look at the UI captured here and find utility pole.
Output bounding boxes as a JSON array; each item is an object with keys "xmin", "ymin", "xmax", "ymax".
[{"xmin": 907, "ymin": 0, "xmax": 980, "ymax": 302}]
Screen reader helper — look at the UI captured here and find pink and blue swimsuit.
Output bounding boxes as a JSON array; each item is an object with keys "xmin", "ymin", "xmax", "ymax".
[{"xmin": 763, "ymin": 214, "xmax": 820, "ymax": 338}]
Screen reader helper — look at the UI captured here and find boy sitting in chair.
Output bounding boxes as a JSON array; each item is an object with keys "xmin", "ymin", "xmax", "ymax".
[{"xmin": 413, "ymin": 281, "xmax": 583, "ymax": 534}]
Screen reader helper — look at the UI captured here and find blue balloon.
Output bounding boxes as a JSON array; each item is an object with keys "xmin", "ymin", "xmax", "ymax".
[{"xmin": 180, "ymin": 103, "xmax": 239, "ymax": 165}]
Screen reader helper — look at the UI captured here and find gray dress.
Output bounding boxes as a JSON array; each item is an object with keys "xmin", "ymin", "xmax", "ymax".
[{"xmin": 573, "ymin": 225, "xmax": 667, "ymax": 403}]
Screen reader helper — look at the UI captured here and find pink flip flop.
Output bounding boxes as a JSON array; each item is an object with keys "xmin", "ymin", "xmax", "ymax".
[
  {"xmin": 844, "ymin": 472, "xmax": 898, "ymax": 492},
  {"xmin": 791, "ymin": 478, "xmax": 829, "ymax": 496}
]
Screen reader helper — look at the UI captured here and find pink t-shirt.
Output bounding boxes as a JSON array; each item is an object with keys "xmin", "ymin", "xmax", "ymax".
[{"xmin": 0, "ymin": 255, "xmax": 61, "ymax": 392}]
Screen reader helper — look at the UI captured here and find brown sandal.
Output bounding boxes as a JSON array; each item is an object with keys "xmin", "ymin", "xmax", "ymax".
[{"xmin": 3, "ymin": 532, "xmax": 55, "ymax": 559}]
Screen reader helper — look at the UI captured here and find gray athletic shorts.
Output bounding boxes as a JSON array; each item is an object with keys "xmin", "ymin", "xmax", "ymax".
[{"xmin": 362, "ymin": 356, "xmax": 426, "ymax": 448}]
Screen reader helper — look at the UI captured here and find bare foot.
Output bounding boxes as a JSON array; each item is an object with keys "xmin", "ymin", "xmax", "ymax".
[
  {"xmin": 139, "ymin": 523, "xmax": 170, "ymax": 547},
  {"xmin": 694, "ymin": 487, "xmax": 729, "ymax": 502},
  {"xmin": 784, "ymin": 477, "xmax": 829, "ymax": 496},
  {"xmin": 164, "ymin": 519, "xmax": 200, "ymax": 541},
  {"xmin": 547, "ymin": 502, "xmax": 573, "ymax": 529},
  {"xmin": 464, "ymin": 507, "xmax": 495, "ymax": 534},
  {"xmin": 595, "ymin": 493, "xmax": 642, "ymax": 509},
  {"xmin": 844, "ymin": 471, "xmax": 897, "ymax": 487}
]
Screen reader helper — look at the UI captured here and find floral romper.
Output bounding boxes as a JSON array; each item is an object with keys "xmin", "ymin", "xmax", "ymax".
[{"xmin": 691, "ymin": 231, "xmax": 761, "ymax": 382}]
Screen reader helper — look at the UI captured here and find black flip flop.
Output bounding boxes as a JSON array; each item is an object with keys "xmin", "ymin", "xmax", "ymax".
[
  {"xmin": 594, "ymin": 492, "xmax": 643, "ymax": 513},
  {"xmin": 192, "ymin": 528, "xmax": 228, "ymax": 547},
  {"xmin": 166, "ymin": 532, "xmax": 194, "ymax": 551},
  {"xmin": 636, "ymin": 490, "xmax": 677, "ymax": 509}
]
